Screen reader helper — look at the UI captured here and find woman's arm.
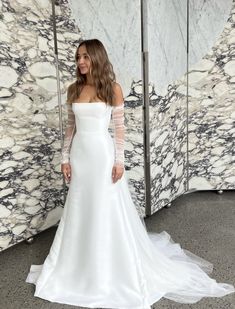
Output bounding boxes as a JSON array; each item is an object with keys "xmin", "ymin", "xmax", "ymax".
[
  {"xmin": 61, "ymin": 103, "xmax": 76, "ymax": 164},
  {"xmin": 111, "ymin": 83, "xmax": 125, "ymax": 167}
]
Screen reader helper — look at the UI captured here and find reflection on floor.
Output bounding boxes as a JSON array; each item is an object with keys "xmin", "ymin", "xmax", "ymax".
[{"xmin": 0, "ymin": 191, "xmax": 234, "ymax": 309}]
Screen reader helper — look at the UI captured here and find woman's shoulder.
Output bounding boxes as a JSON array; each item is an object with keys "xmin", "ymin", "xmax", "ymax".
[
  {"xmin": 112, "ymin": 82, "xmax": 122, "ymax": 92},
  {"xmin": 112, "ymin": 82, "xmax": 124, "ymax": 106},
  {"xmin": 66, "ymin": 81, "xmax": 78, "ymax": 104},
  {"xmin": 112, "ymin": 82, "xmax": 123, "ymax": 97}
]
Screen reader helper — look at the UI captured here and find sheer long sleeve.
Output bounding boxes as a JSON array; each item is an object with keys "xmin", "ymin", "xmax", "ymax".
[
  {"xmin": 61, "ymin": 103, "xmax": 76, "ymax": 164},
  {"xmin": 112, "ymin": 103, "xmax": 125, "ymax": 166}
]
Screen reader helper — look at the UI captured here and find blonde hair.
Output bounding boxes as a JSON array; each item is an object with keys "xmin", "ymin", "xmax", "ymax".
[{"xmin": 67, "ymin": 39, "xmax": 116, "ymax": 106}]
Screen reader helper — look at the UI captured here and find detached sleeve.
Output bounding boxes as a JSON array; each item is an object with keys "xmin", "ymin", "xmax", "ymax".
[
  {"xmin": 61, "ymin": 103, "xmax": 76, "ymax": 164},
  {"xmin": 111, "ymin": 103, "xmax": 125, "ymax": 166}
]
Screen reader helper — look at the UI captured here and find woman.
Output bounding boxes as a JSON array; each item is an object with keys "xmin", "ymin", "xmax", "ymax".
[{"xmin": 26, "ymin": 39, "xmax": 235, "ymax": 308}]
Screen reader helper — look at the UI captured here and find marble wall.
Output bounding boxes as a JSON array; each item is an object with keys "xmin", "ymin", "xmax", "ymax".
[
  {"xmin": 148, "ymin": 0, "xmax": 188, "ymax": 214},
  {"xmin": 0, "ymin": 0, "xmax": 66, "ymax": 251},
  {"xmin": 148, "ymin": 0, "xmax": 233, "ymax": 94},
  {"xmin": 148, "ymin": 0, "xmax": 235, "ymax": 214},
  {"xmin": 188, "ymin": 1, "xmax": 235, "ymax": 190}
]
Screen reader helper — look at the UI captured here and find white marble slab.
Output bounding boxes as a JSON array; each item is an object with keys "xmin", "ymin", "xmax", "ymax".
[{"xmin": 148, "ymin": 0, "xmax": 232, "ymax": 95}]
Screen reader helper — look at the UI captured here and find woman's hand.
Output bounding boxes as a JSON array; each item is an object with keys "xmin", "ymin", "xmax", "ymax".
[
  {"xmin": 112, "ymin": 163, "xmax": 124, "ymax": 183},
  {"xmin": 61, "ymin": 163, "xmax": 71, "ymax": 183}
]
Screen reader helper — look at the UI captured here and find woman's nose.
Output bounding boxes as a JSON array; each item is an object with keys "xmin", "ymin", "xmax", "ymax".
[{"xmin": 78, "ymin": 57, "xmax": 84, "ymax": 64}]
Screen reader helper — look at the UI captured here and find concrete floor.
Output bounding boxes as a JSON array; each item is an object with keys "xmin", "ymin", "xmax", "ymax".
[{"xmin": 0, "ymin": 190, "xmax": 234, "ymax": 309}]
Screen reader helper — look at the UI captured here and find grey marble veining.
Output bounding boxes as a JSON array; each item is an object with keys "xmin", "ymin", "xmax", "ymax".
[
  {"xmin": 123, "ymin": 85, "xmax": 145, "ymax": 219},
  {"xmin": 150, "ymin": 83, "xmax": 187, "ymax": 214},
  {"xmin": 188, "ymin": 1, "xmax": 235, "ymax": 190}
]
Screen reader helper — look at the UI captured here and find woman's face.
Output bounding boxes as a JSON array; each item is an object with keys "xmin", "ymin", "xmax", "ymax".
[{"xmin": 77, "ymin": 44, "xmax": 91, "ymax": 75}]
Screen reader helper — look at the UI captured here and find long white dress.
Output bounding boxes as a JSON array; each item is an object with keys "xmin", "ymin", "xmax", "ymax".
[{"xmin": 26, "ymin": 101, "xmax": 235, "ymax": 309}]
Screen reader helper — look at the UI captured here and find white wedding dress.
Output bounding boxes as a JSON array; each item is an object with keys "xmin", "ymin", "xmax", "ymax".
[{"xmin": 26, "ymin": 101, "xmax": 235, "ymax": 309}]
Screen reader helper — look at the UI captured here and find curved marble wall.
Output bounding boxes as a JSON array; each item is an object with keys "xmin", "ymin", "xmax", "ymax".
[
  {"xmin": 188, "ymin": 1, "xmax": 235, "ymax": 190},
  {"xmin": 149, "ymin": 0, "xmax": 235, "ymax": 214}
]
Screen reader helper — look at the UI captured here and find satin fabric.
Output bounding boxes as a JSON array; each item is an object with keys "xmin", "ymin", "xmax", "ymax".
[{"xmin": 26, "ymin": 102, "xmax": 235, "ymax": 308}]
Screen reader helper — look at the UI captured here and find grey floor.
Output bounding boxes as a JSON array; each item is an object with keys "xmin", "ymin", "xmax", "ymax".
[{"xmin": 0, "ymin": 191, "xmax": 234, "ymax": 309}]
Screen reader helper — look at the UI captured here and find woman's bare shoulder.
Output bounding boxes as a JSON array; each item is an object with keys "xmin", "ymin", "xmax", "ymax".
[
  {"xmin": 112, "ymin": 82, "xmax": 124, "ymax": 106},
  {"xmin": 112, "ymin": 82, "xmax": 122, "ymax": 92}
]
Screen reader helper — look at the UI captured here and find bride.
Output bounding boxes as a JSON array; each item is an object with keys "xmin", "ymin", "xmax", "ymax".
[{"xmin": 26, "ymin": 38, "xmax": 235, "ymax": 309}]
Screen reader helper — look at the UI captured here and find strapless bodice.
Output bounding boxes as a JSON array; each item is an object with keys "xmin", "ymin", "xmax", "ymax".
[{"xmin": 72, "ymin": 102, "xmax": 112, "ymax": 134}]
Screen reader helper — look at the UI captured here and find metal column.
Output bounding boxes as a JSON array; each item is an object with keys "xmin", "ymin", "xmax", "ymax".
[{"xmin": 141, "ymin": 0, "xmax": 151, "ymax": 216}]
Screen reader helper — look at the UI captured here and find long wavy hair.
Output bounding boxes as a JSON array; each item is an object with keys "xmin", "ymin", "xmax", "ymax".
[{"xmin": 66, "ymin": 39, "xmax": 116, "ymax": 106}]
